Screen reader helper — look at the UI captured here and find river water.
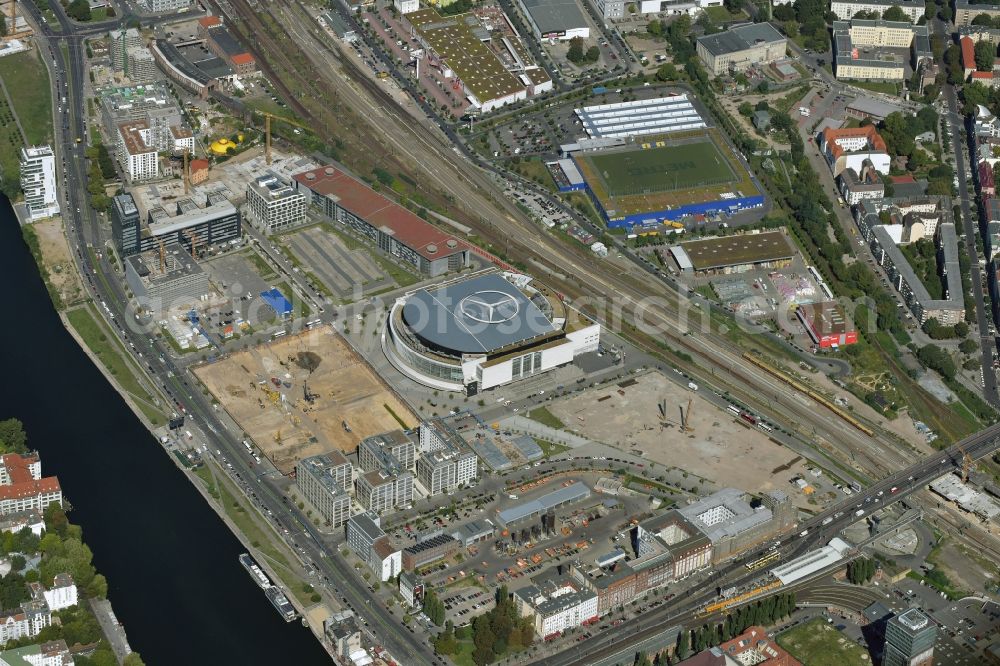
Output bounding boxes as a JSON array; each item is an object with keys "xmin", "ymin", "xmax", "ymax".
[{"xmin": 0, "ymin": 199, "xmax": 330, "ymax": 664}]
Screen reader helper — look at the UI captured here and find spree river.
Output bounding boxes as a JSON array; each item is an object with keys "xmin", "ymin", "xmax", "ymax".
[{"xmin": 0, "ymin": 199, "xmax": 329, "ymax": 663}]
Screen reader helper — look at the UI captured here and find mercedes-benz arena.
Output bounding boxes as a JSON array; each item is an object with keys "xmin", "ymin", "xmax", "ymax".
[{"xmin": 384, "ymin": 271, "xmax": 600, "ymax": 394}]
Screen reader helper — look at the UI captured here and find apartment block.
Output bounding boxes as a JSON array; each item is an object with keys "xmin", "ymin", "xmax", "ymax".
[{"xmin": 19, "ymin": 146, "xmax": 59, "ymax": 221}]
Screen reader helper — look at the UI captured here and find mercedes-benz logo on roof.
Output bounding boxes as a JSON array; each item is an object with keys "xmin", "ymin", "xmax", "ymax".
[{"xmin": 458, "ymin": 291, "xmax": 520, "ymax": 324}]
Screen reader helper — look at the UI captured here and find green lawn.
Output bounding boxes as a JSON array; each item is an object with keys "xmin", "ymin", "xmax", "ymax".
[
  {"xmin": 243, "ymin": 249, "xmax": 277, "ymax": 279},
  {"xmin": 704, "ymin": 5, "xmax": 745, "ymax": 21},
  {"xmin": 850, "ymin": 80, "xmax": 902, "ymax": 96},
  {"xmin": 583, "ymin": 140, "xmax": 735, "ymax": 195},
  {"xmin": 508, "ymin": 157, "xmax": 557, "ymax": 192},
  {"xmin": 0, "ymin": 49, "xmax": 53, "ymax": 146},
  {"xmin": 527, "ymin": 407, "xmax": 565, "ymax": 429},
  {"xmin": 67, "ymin": 304, "xmax": 165, "ymax": 425},
  {"xmin": 776, "ymin": 619, "xmax": 871, "ymax": 666},
  {"xmin": 537, "ymin": 439, "xmax": 570, "ymax": 458}
]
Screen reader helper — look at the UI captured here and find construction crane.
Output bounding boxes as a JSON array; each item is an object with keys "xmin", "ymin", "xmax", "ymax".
[
  {"xmin": 681, "ymin": 398, "xmax": 694, "ymax": 433},
  {"xmin": 261, "ymin": 112, "xmax": 312, "ymax": 165},
  {"xmin": 2, "ymin": 0, "xmax": 32, "ymax": 41},
  {"xmin": 182, "ymin": 228, "xmax": 200, "ymax": 260}
]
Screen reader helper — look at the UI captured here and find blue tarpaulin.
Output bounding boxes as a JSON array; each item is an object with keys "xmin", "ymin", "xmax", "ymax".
[{"xmin": 260, "ymin": 288, "xmax": 293, "ymax": 317}]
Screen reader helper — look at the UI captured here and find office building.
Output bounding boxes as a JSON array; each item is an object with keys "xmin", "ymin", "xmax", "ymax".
[
  {"xmin": 830, "ymin": 0, "xmax": 923, "ymax": 21},
  {"xmin": 345, "ymin": 512, "xmax": 402, "ymax": 581},
  {"xmin": 346, "ymin": 512, "xmax": 384, "ymax": 559},
  {"xmin": 696, "ymin": 23, "xmax": 786, "ymax": 75},
  {"xmin": 402, "ymin": 534, "xmax": 460, "ymax": 570},
  {"xmin": 416, "ymin": 448, "xmax": 478, "ymax": 495},
  {"xmin": 832, "ymin": 20, "xmax": 932, "ymax": 81},
  {"xmin": 296, "ymin": 452, "xmax": 353, "ymax": 528},
  {"xmin": 394, "ymin": 0, "xmax": 419, "ymax": 12},
  {"xmin": 0, "ymin": 454, "xmax": 62, "ymax": 517},
  {"xmin": 245, "ymin": 175, "xmax": 307, "ymax": 233},
  {"xmin": 883, "ymin": 608, "xmax": 936, "ymax": 666},
  {"xmin": 355, "ymin": 470, "xmax": 414, "ymax": 514},
  {"xmin": 143, "ymin": 0, "xmax": 192, "ymax": 10},
  {"xmin": 674, "ymin": 488, "xmax": 797, "ymax": 563},
  {"xmin": 414, "ymin": 420, "xmax": 477, "ymax": 495},
  {"xmin": 112, "ymin": 193, "xmax": 141, "ymax": 256},
  {"xmin": 359, "ymin": 431, "xmax": 416, "ymax": 473},
  {"xmin": 370, "ymin": 538, "xmax": 402, "ymax": 582},
  {"xmin": 514, "ymin": 576, "xmax": 598, "ymax": 639},
  {"xmin": 19, "ymin": 146, "xmax": 59, "ymax": 221},
  {"xmin": 125, "ymin": 243, "xmax": 210, "ymax": 309},
  {"xmin": 139, "ymin": 193, "xmax": 242, "ymax": 256}
]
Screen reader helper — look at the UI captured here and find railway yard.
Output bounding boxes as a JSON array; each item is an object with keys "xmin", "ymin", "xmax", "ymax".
[{"xmin": 32, "ymin": 0, "xmax": 1000, "ymax": 662}]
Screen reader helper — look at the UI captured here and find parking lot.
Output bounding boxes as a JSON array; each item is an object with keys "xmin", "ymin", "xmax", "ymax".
[
  {"xmin": 281, "ymin": 226, "xmax": 394, "ymax": 301},
  {"xmin": 200, "ymin": 251, "xmax": 285, "ymax": 328}
]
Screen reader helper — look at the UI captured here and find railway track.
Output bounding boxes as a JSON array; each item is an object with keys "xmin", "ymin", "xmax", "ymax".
[{"xmin": 215, "ymin": 0, "xmax": 917, "ymax": 476}]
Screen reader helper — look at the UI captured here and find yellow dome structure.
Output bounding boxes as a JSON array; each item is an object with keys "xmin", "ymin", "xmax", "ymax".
[{"xmin": 209, "ymin": 138, "xmax": 235, "ymax": 156}]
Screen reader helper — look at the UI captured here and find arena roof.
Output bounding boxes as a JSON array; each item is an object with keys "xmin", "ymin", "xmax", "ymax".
[{"xmin": 402, "ymin": 273, "xmax": 559, "ymax": 354}]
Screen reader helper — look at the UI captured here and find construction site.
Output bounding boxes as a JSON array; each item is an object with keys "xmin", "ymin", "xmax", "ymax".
[
  {"xmin": 546, "ymin": 371, "xmax": 817, "ymax": 499},
  {"xmin": 193, "ymin": 327, "xmax": 416, "ymax": 473}
]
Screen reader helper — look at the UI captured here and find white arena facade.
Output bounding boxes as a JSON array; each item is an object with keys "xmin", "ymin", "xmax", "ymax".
[{"xmin": 384, "ymin": 271, "xmax": 600, "ymax": 394}]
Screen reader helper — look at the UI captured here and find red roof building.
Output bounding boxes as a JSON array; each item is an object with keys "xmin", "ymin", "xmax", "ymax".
[
  {"xmin": 962, "ymin": 36, "xmax": 977, "ymax": 77},
  {"xmin": 796, "ymin": 301, "xmax": 857, "ymax": 349},
  {"xmin": 292, "ymin": 166, "xmax": 471, "ymax": 277},
  {"xmin": 0, "ymin": 454, "xmax": 62, "ymax": 517}
]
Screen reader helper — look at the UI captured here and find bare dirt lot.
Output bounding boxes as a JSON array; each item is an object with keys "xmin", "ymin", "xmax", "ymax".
[
  {"xmin": 194, "ymin": 327, "xmax": 416, "ymax": 473},
  {"xmin": 548, "ymin": 371, "xmax": 814, "ymax": 497},
  {"xmin": 32, "ymin": 218, "xmax": 84, "ymax": 306}
]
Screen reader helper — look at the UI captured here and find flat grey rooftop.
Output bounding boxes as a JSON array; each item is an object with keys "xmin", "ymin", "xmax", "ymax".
[
  {"xmin": 518, "ymin": 0, "xmax": 588, "ymax": 35},
  {"xmin": 697, "ymin": 22, "xmax": 784, "ymax": 57},
  {"xmin": 402, "ymin": 273, "xmax": 557, "ymax": 354}
]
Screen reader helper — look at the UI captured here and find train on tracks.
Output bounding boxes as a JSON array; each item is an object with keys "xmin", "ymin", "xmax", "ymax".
[{"xmin": 742, "ymin": 352, "xmax": 874, "ymax": 437}]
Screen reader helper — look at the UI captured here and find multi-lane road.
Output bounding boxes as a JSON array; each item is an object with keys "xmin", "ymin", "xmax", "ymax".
[
  {"xmin": 25, "ymin": 3, "xmax": 440, "ymax": 664},
  {"xmin": 542, "ymin": 423, "xmax": 1000, "ymax": 666}
]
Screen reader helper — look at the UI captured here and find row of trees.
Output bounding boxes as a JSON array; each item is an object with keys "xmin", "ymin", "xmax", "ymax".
[
  {"xmin": 675, "ymin": 592, "xmax": 798, "ymax": 660},
  {"xmin": 422, "ymin": 588, "xmax": 446, "ymax": 626},
  {"xmin": 847, "ymin": 557, "xmax": 877, "ymax": 584}
]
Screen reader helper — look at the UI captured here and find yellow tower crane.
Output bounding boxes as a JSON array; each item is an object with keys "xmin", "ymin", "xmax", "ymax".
[{"xmin": 261, "ymin": 112, "xmax": 313, "ymax": 165}]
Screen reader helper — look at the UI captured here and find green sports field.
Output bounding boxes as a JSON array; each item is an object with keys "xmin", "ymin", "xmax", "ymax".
[{"xmin": 582, "ymin": 140, "xmax": 736, "ymax": 196}]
